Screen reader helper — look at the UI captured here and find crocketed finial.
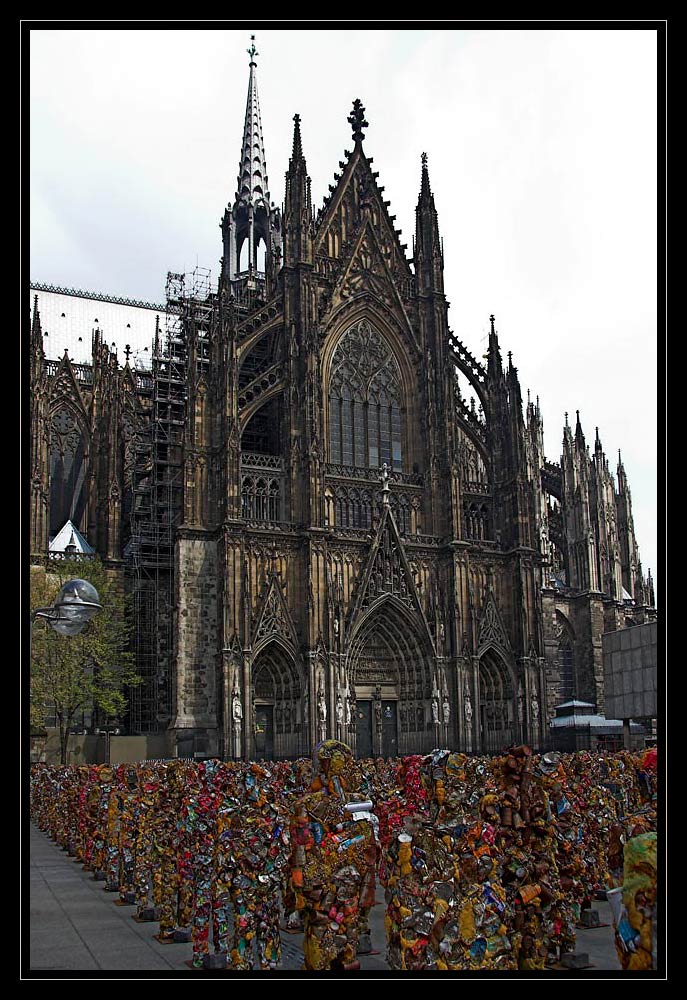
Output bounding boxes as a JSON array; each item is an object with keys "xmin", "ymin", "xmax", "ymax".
[{"xmin": 348, "ymin": 99, "xmax": 369, "ymax": 144}]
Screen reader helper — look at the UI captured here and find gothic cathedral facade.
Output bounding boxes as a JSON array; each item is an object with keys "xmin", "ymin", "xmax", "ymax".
[{"xmin": 29, "ymin": 50, "xmax": 654, "ymax": 759}]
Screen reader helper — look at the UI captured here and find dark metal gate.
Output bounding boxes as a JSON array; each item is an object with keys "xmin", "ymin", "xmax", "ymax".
[
  {"xmin": 254, "ymin": 704, "xmax": 274, "ymax": 760},
  {"xmin": 356, "ymin": 701, "xmax": 373, "ymax": 758}
]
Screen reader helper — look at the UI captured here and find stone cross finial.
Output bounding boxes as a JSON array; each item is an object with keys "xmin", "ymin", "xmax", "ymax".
[
  {"xmin": 348, "ymin": 99, "xmax": 368, "ymax": 144},
  {"xmin": 247, "ymin": 35, "xmax": 258, "ymax": 64}
]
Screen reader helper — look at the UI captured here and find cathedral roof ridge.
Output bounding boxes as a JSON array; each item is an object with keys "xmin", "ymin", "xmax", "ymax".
[{"xmin": 30, "ymin": 280, "xmax": 165, "ymax": 312}]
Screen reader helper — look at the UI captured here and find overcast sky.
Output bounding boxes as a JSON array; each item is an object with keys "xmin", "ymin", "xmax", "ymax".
[{"xmin": 29, "ymin": 25, "xmax": 660, "ymax": 597}]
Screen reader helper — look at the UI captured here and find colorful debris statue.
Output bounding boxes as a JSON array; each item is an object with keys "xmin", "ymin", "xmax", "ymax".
[
  {"xmin": 288, "ymin": 740, "xmax": 378, "ymax": 970},
  {"xmin": 609, "ymin": 831, "xmax": 657, "ymax": 971},
  {"xmin": 178, "ymin": 760, "xmax": 220, "ymax": 969},
  {"xmin": 29, "ymin": 747, "xmax": 658, "ymax": 972},
  {"xmin": 225, "ymin": 763, "xmax": 289, "ymax": 969}
]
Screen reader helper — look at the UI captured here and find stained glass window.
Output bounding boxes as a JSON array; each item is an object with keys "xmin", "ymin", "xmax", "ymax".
[
  {"xmin": 329, "ymin": 320, "xmax": 404, "ymax": 471},
  {"xmin": 49, "ymin": 408, "xmax": 88, "ymax": 538}
]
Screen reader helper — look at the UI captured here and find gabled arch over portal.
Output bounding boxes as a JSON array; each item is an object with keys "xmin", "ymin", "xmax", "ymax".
[
  {"xmin": 477, "ymin": 644, "xmax": 516, "ymax": 755},
  {"xmin": 250, "ymin": 639, "xmax": 306, "ymax": 760},
  {"xmin": 346, "ymin": 595, "xmax": 436, "ymax": 756}
]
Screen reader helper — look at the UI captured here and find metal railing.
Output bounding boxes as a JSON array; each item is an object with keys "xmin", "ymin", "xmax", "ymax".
[
  {"xmin": 324, "ymin": 463, "xmax": 423, "ymax": 487},
  {"xmin": 240, "ymin": 452, "xmax": 285, "ymax": 471}
]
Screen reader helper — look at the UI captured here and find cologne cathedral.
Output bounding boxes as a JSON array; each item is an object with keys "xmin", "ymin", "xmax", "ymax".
[{"xmin": 29, "ymin": 44, "xmax": 655, "ymax": 760}]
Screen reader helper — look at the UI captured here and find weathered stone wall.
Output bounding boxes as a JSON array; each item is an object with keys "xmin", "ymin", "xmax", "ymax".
[
  {"xmin": 542, "ymin": 589, "xmax": 622, "ymax": 716},
  {"xmin": 541, "ymin": 588, "xmax": 562, "ymax": 719},
  {"xmin": 564, "ymin": 593, "xmax": 605, "ymax": 709},
  {"xmin": 173, "ymin": 534, "xmax": 219, "ymax": 754}
]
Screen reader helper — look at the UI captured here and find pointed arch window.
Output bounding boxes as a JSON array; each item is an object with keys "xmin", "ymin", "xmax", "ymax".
[
  {"xmin": 242, "ymin": 474, "xmax": 282, "ymax": 522},
  {"xmin": 329, "ymin": 319, "xmax": 404, "ymax": 472},
  {"xmin": 49, "ymin": 407, "xmax": 88, "ymax": 540},
  {"xmin": 556, "ymin": 612, "xmax": 576, "ymax": 702}
]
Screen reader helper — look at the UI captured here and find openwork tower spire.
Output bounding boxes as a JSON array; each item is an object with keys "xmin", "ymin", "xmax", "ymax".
[
  {"xmin": 237, "ymin": 35, "xmax": 271, "ymax": 210},
  {"xmin": 221, "ymin": 35, "xmax": 282, "ymax": 289}
]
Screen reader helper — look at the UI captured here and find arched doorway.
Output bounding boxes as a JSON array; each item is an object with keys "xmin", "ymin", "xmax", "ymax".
[
  {"xmin": 251, "ymin": 641, "xmax": 304, "ymax": 760},
  {"xmin": 347, "ymin": 599, "xmax": 435, "ymax": 757},
  {"xmin": 478, "ymin": 648, "xmax": 515, "ymax": 754}
]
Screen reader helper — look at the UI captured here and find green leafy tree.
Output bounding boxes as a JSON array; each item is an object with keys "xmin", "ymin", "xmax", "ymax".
[{"xmin": 30, "ymin": 558, "xmax": 141, "ymax": 764}]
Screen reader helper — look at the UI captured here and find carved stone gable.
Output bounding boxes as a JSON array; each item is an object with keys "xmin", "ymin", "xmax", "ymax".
[
  {"xmin": 349, "ymin": 506, "xmax": 429, "ymax": 640},
  {"xmin": 227, "ymin": 630, "xmax": 243, "ymax": 658},
  {"xmin": 314, "ymin": 148, "xmax": 412, "ymax": 283},
  {"xmin": 333, "ymin": 223, "xmax": 399, "ymax": 313},
  {"xmin": 477, "ymin": 594, "xmax": 511, "ymax": 653},
  {"xmin": 253, "ymin": 576, "xmax": 297, "ymax": 649},
  {"xmin": 48, "ymin": 356, "xmax": 88, "ymax": 419}
]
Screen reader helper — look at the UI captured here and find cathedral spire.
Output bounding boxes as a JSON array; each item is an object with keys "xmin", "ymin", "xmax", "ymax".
[
  {"xmin": 594, "ymin": 426, "xmax": 603, "ymax": 455},
  {"xmin": 284, "ymin": 112, "xmax": 313, "ymax": 266},
  {"xmin": 487, "ymin": 314, "xmax": 503, "ymax": 379},
  {"xmin": 31, "ymin": 294, "xmax": 45, "ymax": 384},
  {"xmin": 31, "ymin": 295, "xmax": 43, "ymax": 349},
  {"xmin": 291, "ymin": 112, "xmax": 303, "ymax": 161},
  {"xmin": 420, "ymin": 150, "xmax": 431, "ymax": 199},
  {"xmin": 574, "ymin": 409, "xmax": 586, "ymax": 449},
  {"xmin": 414, "ymin": 152, "xmax": 444, "ymax": 293},
  {"xmin": 237, "ymin": 34, "xmax": 271, "ymax": 210},
  {"xmin": 221, "ymin": 35, "xmax": 281, "ymax": 289}
]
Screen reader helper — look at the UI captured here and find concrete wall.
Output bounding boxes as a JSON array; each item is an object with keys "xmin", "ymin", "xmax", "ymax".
[
  {"xmin": 603, "ymin": 620, "xmax": 657, "ymax": 720},
  {"xmin": 36, "ymin": 730, "xmax": 173, "ymax": 764}
]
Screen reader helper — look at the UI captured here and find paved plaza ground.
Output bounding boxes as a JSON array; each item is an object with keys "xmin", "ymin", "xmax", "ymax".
[{"xmin": 28, "ymin": 822, "xmax": 621, "ymax": 975}]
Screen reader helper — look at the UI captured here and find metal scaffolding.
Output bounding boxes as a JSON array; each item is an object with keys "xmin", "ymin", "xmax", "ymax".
[{"xmin": 125, "ymin": 267, "xmax": 212, "ymax": 734}]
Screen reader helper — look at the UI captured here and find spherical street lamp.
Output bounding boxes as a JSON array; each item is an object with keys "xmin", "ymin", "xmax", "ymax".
[{"xmin": 30, "ymin": 578, "xmax": 102, "ymax": 644}]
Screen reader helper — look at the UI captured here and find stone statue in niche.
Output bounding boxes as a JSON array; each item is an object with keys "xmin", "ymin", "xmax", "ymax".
[
  {"xmin": 317, "ymin": 685, "xmax": 327, "ymax": 741},
  {"xmin": 432, "ymin": 696, "xmax": 440, "ymax": 725},
  {"xmin": 232, "ymin": 689, "xmax": 243, "ymax": 758},
  {"xmin": 531, "ymin": 691, "xmax": 540, "ymax": 721},
  {"xmin": 464, "ymin": 687, "xmax": 473, "ymax": 723},
  {"xmin": 442, "ymin": 695, "xmax": 450, "ymax": 725}
]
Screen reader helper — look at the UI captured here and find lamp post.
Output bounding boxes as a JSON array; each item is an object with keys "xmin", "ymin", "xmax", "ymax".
[
  {"xmin": 95, "ymin": 722, "xmax": 120, "ymax": 763},
  {"xmin": 30, "ymin": 579, "xmax": 102, "ymax": 763}
]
